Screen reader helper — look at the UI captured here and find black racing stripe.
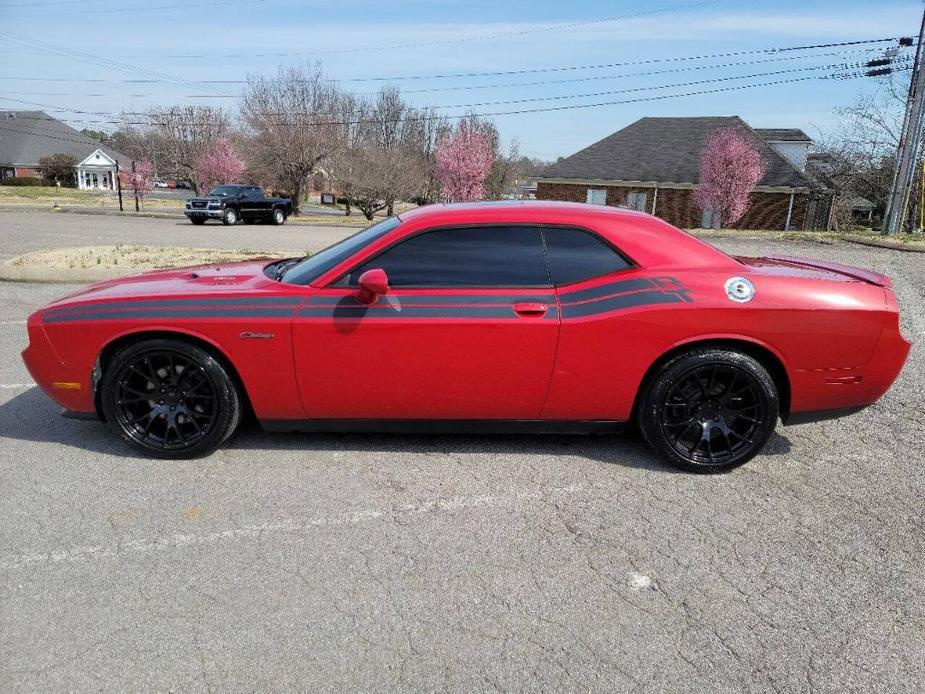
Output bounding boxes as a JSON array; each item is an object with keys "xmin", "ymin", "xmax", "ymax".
[
  {"xmin": 559, "ymin": 277, "xmax": 656, "ymax": 304},
  {"xmin": 305, "ymin": 293, "xmax": 555, "ymax": 306},
  {"xmin": 298, "ymin": 305, "xmax": 519, "ymax": 319},
  {"xmin": 560, "ymin": 290, "xmax": 686, "ymax": 318},
  {"xmin": 43, "ymin": 308, "xmax": 296, "ymax": 324},
  {"xmin": 43, "ymin": 295, "xmax": 304, "ymax": 316}
]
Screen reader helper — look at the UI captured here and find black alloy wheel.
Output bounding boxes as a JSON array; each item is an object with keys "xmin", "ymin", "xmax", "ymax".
[
  {"xmin": 639, "ymin": 349, "xmax": 779, "ymax": 473},
  {"xmin": 101, "ymin": 339, "xmax": 241, "ymax": 458}
]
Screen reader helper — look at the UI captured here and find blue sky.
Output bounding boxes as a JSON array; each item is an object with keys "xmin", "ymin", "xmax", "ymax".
[{"xmin": 0, "ymin": 0, "xmax": 921, "ymax": 159}]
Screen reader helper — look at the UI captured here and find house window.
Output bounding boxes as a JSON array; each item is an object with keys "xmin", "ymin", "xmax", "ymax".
[
  {"xmin": 625, "ymin": 191, "xmax": 648, "ymax": 212},
  {"xmin": 586, "ymin": 189, "xmax": 607, "ymax": 205}
]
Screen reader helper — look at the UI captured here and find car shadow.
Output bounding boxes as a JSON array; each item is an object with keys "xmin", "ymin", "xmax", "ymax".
[{"xmin": 0, "ymin": 387, "xmax": 791, "ymax": 472}]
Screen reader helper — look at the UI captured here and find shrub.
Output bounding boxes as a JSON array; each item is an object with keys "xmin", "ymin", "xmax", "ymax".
[{"xmin": 0, "ymin": 177, "xmax": 53, "ymax": 187}]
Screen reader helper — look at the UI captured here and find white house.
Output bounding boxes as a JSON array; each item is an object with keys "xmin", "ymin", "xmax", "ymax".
[
  {"xmin": 0, "ymin": 110, "xmax": 129, "ymax": 186},
  {"xmin": 76, "ymin": 149, "xmax": 119, "ymax": 190}
]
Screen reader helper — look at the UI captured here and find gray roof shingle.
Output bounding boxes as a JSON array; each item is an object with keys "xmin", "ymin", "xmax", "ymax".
[
  {"xmin": 0, "ymin": 110, "xmax": 129, "ymax": 168},
  {"xmin": 540, "ymin": 116, "xmax": 817, "ymax": 189},
  {"xmin": 754, "ymin": 128, "xmax": 812, "ymax": 142}
]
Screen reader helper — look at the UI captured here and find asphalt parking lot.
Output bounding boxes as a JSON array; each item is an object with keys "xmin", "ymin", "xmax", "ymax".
[{"xmin": 0, "ymin": 214, "xmax": 923, "ymax": 691}]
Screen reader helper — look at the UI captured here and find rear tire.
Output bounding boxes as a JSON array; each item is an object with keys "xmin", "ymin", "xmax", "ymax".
[
  {"xmin": 100, "ymin": 338, "xmax": 241, "ymax": 459},
  {"xmin": 638, "ymin": 349, "xmax": 779, "ymax": 473},
  {"xmin": 272, "ymin": 208, "xmax": 286, "ymax": 225}
]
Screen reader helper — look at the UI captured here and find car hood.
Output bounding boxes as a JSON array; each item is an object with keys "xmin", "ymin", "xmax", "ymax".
[
  {"xmin": 187, "ymin": 196, "xmax": 227, "ymax": 204},
  {"xmin": 45, "ymin": 259, "xmax": 286, "ymax": 308}
]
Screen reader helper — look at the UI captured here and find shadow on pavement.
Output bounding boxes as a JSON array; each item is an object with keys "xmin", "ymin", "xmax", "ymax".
[{"xmin": 0, "ymin": 386, "xmax": 791, "ymax": 473}]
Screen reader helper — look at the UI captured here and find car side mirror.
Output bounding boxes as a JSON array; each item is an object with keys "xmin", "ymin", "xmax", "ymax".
[{"xmin": 356, "ymin": 268, "xmax": 389, "ymax": 305}]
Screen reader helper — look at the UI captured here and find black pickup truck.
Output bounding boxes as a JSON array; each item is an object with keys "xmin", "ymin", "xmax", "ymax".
[{"xmin": 185, "ymin": 184, "xmax": 293, "ymax": 226}]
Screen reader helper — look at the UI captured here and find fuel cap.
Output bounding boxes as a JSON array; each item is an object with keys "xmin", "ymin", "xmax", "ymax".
[{"xmin": 724, "ymin": 276, "xmax": 756, "ymax": 303}]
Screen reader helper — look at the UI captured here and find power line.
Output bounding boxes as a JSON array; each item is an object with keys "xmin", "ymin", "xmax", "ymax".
[
  {"xmin": 331, "ymin": 37, "xmax": 906, "ymax": 82},
  {"xmin": 431, "ymin": 60, "xmax": 910, "ymax": 110},
  {"xmin": 0, "ymin": 68, "xmax": 908, "ymax": 130},
  {"xmin": 1, "ymin": 57, "xmax": 909, "ymax": 122},
  {"xmin": 0, "ymin": 48, "xmax": 887, "ymax": 99},
  {"xmin": 0, "ymin": 36, "xmax": 903, "ymax": 89}
]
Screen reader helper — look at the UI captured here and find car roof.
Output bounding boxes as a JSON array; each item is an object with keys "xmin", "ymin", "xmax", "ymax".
[
  {"xmin": 398, "ymin": 200, "xmax": 651, "ymax": 223},
  {"xmin": 395, "ymin": 200, "xmax": 737, "ymax": 271}
]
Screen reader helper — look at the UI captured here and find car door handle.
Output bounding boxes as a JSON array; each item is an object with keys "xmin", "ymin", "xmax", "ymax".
[{"xmin": 513, "ymin": 302, "xmax": 548, "ymax": 317}]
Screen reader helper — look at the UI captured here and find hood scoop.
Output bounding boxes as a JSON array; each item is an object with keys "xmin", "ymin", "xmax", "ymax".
[{"xmin": 184, "ymin": 269, "xmax": 253, "ymax": 285}]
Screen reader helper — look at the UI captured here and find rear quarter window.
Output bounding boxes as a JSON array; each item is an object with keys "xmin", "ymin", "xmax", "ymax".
[{"xmin": 543, "ymin": 227, "xmax": 632, "ymax": 286}]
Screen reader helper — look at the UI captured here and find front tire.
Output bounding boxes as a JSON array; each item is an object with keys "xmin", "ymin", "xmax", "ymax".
[
  {"xmin": 190, "ymin": 217, "xmax": 206, "ymax": 225},
  {"xmin": 222, "ymin": 208, "xmax": 238, "ymax": 225},
  {"xmin": 100, "ymin": 338, "xmax": 241, "ymax": 459},
  {"xmin": 272, "ymin": 208, "xmax": 286, "ymax": 225},
  {"xmin": 638, "ymin": 349, "xmax": 779, "ymax": 473}
]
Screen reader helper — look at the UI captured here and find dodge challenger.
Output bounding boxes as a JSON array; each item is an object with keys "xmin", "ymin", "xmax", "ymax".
[{"xmin": 22, "ymin": 202, "xmax": 911, "ymax": 472}]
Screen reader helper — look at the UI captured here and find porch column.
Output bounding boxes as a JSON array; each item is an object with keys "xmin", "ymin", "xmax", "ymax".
[{"xmin": 784, "ymin": 191, "xmax": 795, "ymax": 230}]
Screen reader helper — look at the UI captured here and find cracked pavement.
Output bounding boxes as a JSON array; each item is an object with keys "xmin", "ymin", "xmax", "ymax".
[{"xmin": 0, "ymin": 217, "xmax": 922, "ymax": 691}]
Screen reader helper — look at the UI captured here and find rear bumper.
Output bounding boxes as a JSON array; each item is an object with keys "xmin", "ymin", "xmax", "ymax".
[{"xmin": 785, "ymin": 312, "xmax": 911, "ymax": 424}]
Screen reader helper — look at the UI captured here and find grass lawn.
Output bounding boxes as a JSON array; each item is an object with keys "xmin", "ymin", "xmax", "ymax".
[{"xmin": 0, "ymin": 186, "xmax": 184, "ymax": 210}]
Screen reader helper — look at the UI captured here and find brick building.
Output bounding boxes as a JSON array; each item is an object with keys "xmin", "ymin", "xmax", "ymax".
[{"xmin": 536, "ymin": 116, "xmax": 836, "ymax": 230}]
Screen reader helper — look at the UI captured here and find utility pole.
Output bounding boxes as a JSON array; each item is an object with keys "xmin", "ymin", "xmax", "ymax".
[
  {"xmin": 115, "ymin": 161, "xmax": 123, "ymax": 212},
  {"xmin": 883, "ymin": 9, "xmax": 925, "ymax": 235},
  {"xmin": 131, "ymin": 160, "xmax": 139, "ymax": 213}
]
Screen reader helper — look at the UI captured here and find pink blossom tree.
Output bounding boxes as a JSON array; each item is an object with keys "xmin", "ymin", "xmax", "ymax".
[
  {"xmin": 118, "ymin": 159, "xmax": 154, "ymax": 206},
  {"xmin": 194, "ymin": 137, "xmax": 246, "ymax": 194},
  {"xmin": 693, "ymin": 128, "xmax": 764, "ymax": 228},
  {"xmin": 434, "ymin": 122, "xmax": 494, "ymax": 202}
]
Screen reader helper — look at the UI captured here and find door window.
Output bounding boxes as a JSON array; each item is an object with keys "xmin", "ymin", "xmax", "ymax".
[
  {"xmin": 343, "ymin": 226, "xmax": 549, "ymax": 288},
  {"xmin": 543, "ymin": 227, "xmax": 632, "ymax": 286}
]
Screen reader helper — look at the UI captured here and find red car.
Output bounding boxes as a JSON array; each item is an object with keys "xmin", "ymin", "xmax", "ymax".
[{"xmin": 22, "ymin": 202, "xmax": 910, "ymax": 472}]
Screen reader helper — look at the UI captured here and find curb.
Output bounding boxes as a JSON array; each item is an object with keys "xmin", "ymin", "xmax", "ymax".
[
  {"xmin": 0, "ymin": 205, "xmax": 184, "ymax": 219},
  {"xmin": 844, "ymin": 235, "xmax": 925, "ymax": 253},
  {"xmin": 0, "ymin": 264, "xmax": 137, "ymax": 284}
]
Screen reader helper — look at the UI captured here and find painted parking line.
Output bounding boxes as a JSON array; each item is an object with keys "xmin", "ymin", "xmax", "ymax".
[
  {"xmin": 0, "ymin": 483, "xmax": 585, "ymax": 571},
  {"xmin": 0, "ymin": 383, "xmax": 34, "ymax": 390},
  {"xmin": 0, "ymin": 320, "xmax": 27, "ymax": 325}
]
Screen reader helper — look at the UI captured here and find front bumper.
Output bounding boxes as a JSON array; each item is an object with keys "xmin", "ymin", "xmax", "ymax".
[
  {"xmin": 185, "ymin": 208, "xmax": 224, "ymax": 219},
  {"xmin": 21, "ymin": 313, "xmax": 95, "ymax": 413}
]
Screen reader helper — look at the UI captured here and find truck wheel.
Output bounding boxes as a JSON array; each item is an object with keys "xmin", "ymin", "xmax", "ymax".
[
  {"xmin": 222, "ymin": 208, "xmax": 238, "ymax": 225},
  {"xmin": 190, "ymin": 218, "xmax": 206, "ymax": 225},
  {"xmin": 272, "ymin": 208, "xmax": 286, "ymax": 225}
]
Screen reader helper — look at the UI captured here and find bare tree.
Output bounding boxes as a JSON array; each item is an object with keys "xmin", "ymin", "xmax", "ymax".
[
  {"xmin": 485, "ymin": 138, "xmax": 521, "ymax": 200},
  {"xmin": 332, "ymin": 88, "xmax": 432, "ymax": 219},
  {"xmin": 241, "ymin": 64, "xmax": 348, "ymax": 215},
  {"xmin": 133, "ymin": 106, "xmax": 230, "ymax": 192},
  {"xmin": 823, "ymin": 74, "xmax": 910, "ymax": 225}
]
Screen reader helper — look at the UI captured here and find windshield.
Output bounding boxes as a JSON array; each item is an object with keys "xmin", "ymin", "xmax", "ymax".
[
  {"xmin": 207, "ymin": 186, "xmax": 241, "ymax": 197},
  {"xmin": 282, "ymin": 216, "xmax": 403, "ymax": 285}
]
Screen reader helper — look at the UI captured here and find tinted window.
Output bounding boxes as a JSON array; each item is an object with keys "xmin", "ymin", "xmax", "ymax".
[
  {"xmin": 344, "ymin": 226, "xmax": 549, "ymax": 288},
  {"xmin": 282, "ymin": 216, "xmax": 402, "ymax": 285},
  {"xmin": 543, "ymin": 228, "xmax": 631, "ymax": 285}
]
